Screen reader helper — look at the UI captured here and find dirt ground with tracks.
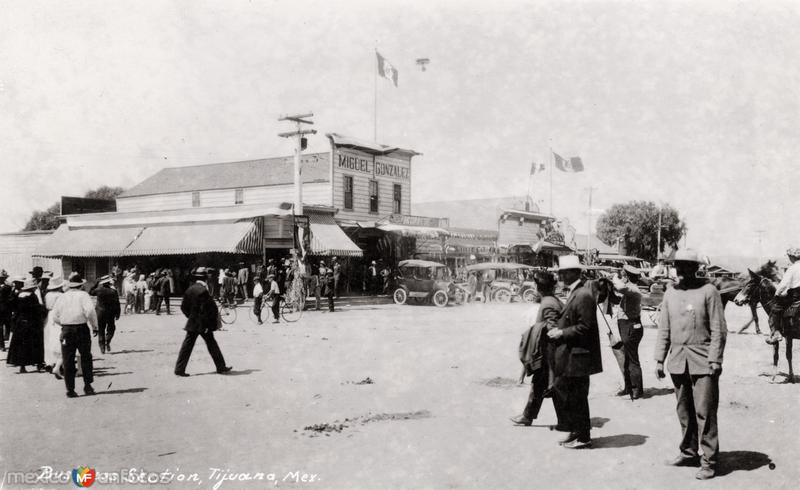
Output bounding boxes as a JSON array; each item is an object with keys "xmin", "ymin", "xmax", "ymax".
[{"xmin": 1, "ymin": 300, "xmax": 797, "ymax": 489}]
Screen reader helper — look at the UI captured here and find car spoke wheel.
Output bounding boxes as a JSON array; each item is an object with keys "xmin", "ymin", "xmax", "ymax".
[
  {"xmin": 494, "ymin": 288, "xmax": 512, "ymax": 303},
  {"xmin": 522, "ymin": 288, "xmax": 539, "ymax": 303},
  {"xmin": 393, "ymin": 288, "xmax": 407, "ymax": 305},
  {"xmin": 433, "ymin": 290, "xmax": 449, "ymax": 307}
]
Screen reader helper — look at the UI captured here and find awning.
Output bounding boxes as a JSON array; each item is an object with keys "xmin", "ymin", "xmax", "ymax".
[
  {"xmin": 446, "ymin": 236, "xmax": 495, "ymax": 253},
  {"xmin": 308, "ymin": 214, "xmax": 363, "ymax": 257},
  {"xmin": 33, "ymin": 224, "xmax": 144, "ymax": 258},
  {"xmin": 121, "ymin": 221, "xmax": 261, "ymax": 256}
]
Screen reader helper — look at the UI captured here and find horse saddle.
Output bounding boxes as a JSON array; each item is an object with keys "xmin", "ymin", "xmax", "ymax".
[{"xmin": 782, "ymin": 300, "xmax": 800, "ymax": 319}]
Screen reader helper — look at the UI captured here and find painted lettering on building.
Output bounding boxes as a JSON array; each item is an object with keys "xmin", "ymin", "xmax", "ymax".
[
  {"xmin": 336, "ymin": 152, "xmax": 410, "ymax": 181},
  {"xmin": 374, "ymin": 160, "xmax": 410, "ymax": 180},
  {"xmin": 337, "ymin": 153, "xmax": 371, "ymax": 173}
]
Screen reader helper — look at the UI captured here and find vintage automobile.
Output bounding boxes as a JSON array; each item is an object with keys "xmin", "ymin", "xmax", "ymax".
[
  {"xmin": 393, "ymin": 259, "xmax": 466, "ymax": 307},
  {"xmin": 464, "ymin": 262, "xmax": 540, "ymax": 303}
]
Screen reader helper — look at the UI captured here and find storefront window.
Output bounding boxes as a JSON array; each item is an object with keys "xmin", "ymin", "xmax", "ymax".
[
  {"xmin": 192, "ymin": 191, "xmax": 200, "ymax": 207},
  {"xmin": 393, "ymin": 184, "xmax": 402, "ymax": 214},
  {"xmin": 343, "ymin": 176, "xmax": 353, "ymax": 210},
  {"xmin": 369, "ymin": 180, "xmax": 379, "ymax": 213},
  {"xmin": 235, "ymin": 188, "xmax": 244, "ymax": 204}
]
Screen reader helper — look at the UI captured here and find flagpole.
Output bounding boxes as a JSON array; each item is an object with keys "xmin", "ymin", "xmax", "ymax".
[
  {"xmin": 374, "ymin": 47, "xmax": 378, "ymax": 141},
  {"xmin": 548, "ymin": 146, "xmax": 554, "ymax": 215}
]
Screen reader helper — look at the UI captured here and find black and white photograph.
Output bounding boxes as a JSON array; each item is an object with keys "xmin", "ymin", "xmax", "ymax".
[{"xmin": 0, "ymin": 1, "xmax": 798, "ymax": 488}]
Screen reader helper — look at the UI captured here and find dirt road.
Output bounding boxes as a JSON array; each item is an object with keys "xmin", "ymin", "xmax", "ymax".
[{"xmin": 1, "ymin": 301, "xmax": 796, "ymax": 489}]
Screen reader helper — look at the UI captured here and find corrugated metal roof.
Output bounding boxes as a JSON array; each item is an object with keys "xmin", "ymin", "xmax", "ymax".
[
  {"xmin": 120, "ymin": 153, "xmax": 330, "ymax": 198},
  {"xmin": 34, "ymin": 224, "xmax": 143, "ymax": 257},
  {"xmin": 121, "ymin": 221, "xmax": 258, "ymax": 256},
  {"xmin": 326, "ymin": 133, "xmax": 420, "ymax": 157},
  {"xmin": 308, "ymin": 213, "xmax": 362, "ymax": 257}
]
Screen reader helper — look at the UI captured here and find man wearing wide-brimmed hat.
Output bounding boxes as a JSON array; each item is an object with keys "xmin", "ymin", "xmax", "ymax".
[
  {"xmin": 547, "ymin": 255, "xmax": 603, "ymax": 449},
  {"xmin": 90, "ymin": 275, "xmax": 121, "ymax": 353},
  {"xmin": 766, "ymin": 247, "xmax": 800, "ymax": 345},
  {"xmin": 655, "ymin": 249, "xmax": 726, "ymax": 480},
  {"xmin": 174, "ymin": 267, "xmax": 231, "ymax": 376},
  {"xmin": 52, "ymin": 272, "xmax": 98, "ymax": 398},
  {"xmin": 6, "ymin": 279, "xmax": 45, "ymax": 373},
  {"xmin": 0, "ymin": 269, "xmax": 13, "ymax": 351}
]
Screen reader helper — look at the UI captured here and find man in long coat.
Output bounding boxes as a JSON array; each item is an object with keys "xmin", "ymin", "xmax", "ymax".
[
  {"xmin": 174, "ymin": 267, "xmax": 231, "ymax": 376},
  {"xmin": 90, "ymin": 275, "xmax": 121, "ymax": 353},
  {"xmin": 655, "ymin": 249, "xmax": 726, "ymax": 480},
  {"xmin": 547, "ymin": 255, "xmax": 603, "ymax": 449}
]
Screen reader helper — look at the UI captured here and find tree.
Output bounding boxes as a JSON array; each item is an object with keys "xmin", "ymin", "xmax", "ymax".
[
  {"xmin": 22, "ymin": 186, "xmax": 126, "ymax": 231},
  {"xmin": 596, "ymin": 201, "xmax": 685, "ymax": 262}
]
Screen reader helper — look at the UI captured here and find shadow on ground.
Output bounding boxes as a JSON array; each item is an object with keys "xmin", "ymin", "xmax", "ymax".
[
  {"xmin": 591, "ymin": 417, "xmax": 610, "ymax": 428},
  {"xmin": 109, "ymin": 349, "xmax": 154, "ymax": 355},
  {"xmin": 195, "ymin": 368, "xmax": 262, "ymax": 377},
  {"xmin": 97, "ymin": 387, "xmax": 148, "ymax": 395},
  {"xmin": 592, "ymin": 434, "xmax": 648, "ymax": 449},
  {"xmin": 640, "ymin": 387, "xmax": 674, "ymax": 399},
  {"xmin": 717, "ymin": 450, "xmax": 773, "ymax": 476}
]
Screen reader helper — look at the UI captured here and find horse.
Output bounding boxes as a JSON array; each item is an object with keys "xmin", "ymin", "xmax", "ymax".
[{"xmin": 734, "ymin": 266, "xmax": 797, "ymax": 383}]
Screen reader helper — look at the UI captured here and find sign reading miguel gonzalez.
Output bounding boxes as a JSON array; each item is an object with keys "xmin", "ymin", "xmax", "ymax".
[{"xmin": 336, "ymin": 152, "xmax": 410, "ymax": 181}]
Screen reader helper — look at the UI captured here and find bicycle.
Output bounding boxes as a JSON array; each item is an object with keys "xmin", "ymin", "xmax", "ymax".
[{"xmin": 216, "ymin": 298, "xmax": 238, "ymax": 325}]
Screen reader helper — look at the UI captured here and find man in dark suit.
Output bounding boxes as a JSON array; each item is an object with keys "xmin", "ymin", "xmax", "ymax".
[
  {"xmin": 174, "ymin": 267, "xmax": 232, "ymax": 377},
  {"xmin": 90, "ymin": 275, "xmax": 121, "ymax": 353},
  {"xmin": 547, "ymin": 255, "xmax": 603, "ymax": 449}
]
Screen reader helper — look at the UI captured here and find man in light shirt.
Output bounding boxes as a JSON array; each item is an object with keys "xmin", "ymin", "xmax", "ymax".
[
  {"xmin": 52, "ymin": 272, "xmax": 98, "ymax": 398},
  {"xmin": 766, "ymin": 247, "xmax": 800, "ymax": 344}
]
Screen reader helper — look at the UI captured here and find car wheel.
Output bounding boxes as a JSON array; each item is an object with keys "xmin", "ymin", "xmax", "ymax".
[
  {"xmin": 494, "ymin": 288, "xmax": 512, "ymax": 303},
  {"xmin": 432, "ymin": 290, "xmax": 449, "ymax": 307},
  {"xmin": 393, "ymin": 288, "xmax": 407, "ymax": 305},
  {"xmin": 522, "ymin": 288, "xmax": 539, "ymax": 303}
]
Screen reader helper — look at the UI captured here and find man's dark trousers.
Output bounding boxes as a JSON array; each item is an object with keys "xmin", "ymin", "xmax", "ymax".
[
  {"xmin": 61, "ymin": 324, "xmax": 94, "ymax": 392},
  {"xmin": 97, "ymin": 312, "xmax": 116, "ymax": 349},
  {"xmin": 554, "ymin": 375, "xmax": 591, "ymax": 439},
  {"xmin": 175, "ymin": 330, "xmax": 227, "ymax": 374},
  {"xmin": 613, "ymin": 319, "xmax": 644, "ymax": 395},
  {"xmin": 522, "ymin": 371, "xmax": 548, "ymax": 420},
  {"xmin": 671, "ymin": 371, "xmax": 719, "ymax": 469}
]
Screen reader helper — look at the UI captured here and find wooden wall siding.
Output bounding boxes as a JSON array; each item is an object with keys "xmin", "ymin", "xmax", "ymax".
[
  {"xmin": 332, "ymin": 148, "xmax": 412, "ymax": 222},
  {"xmin": 498, "ymin": 220, "xmax": 542, "ymax": 246},
  {"xmin": 116, "ymin": 182, "xmax": 332, "ymax": 212}
]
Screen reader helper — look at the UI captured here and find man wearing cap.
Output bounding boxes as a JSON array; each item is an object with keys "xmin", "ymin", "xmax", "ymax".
[
  {"xmin": 655, "ymin": 249, "xmax": 726, "ymax": 480},
  {"xmin": 90, "ymin": 275, "xmax": 121, "ymax": 353},
  {"xmin": 52, "ymin": 272, "xmax": 98, "ymax": 398},
  {"xmin": 547, "ymin": 255, "xmax": 603, "ymax": 449},
  {"xmin": 265, "ymin": 273, "xmax": 281, "ymax": 323},
  {"xmin": 610, "ymin": 265, "xmax": 645, "ymax": 399},
  {"xmin": 766, "ymin": 247, "xmax": 800, "ymax": 345},
  {"xmin": 174, "ymin": 267, "xmax": 232, "ymax": 376},
  {"xmin": 0, "ymin": 270, "xmax": 13, "ymax": 351},
  {"xmin": 154, "ymin": 270, "xmax": 172, "ymax": 315}
]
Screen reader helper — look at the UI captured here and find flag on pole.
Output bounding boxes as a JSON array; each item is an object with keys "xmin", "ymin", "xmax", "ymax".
[
  {"xmin": 530, "ymin": 162, "xmax": 546, "ymax": 175},
  {"xmin": 376, "ymin": 51, "xmax": 398, "ymax": 87},
  {"xmin": 553, "ymin": 152, "xmax": 585, "ymax": 172}
]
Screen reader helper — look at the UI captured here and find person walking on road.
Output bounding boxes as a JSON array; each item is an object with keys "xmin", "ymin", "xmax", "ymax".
[
  {"xmin": 0, "ymin": 270, "xmax": 13, "ymax": 351},
  {"xmin": 43, "ymin": 277, "xmax": 65, "ymax": 379},
  {"xmin": 323, "ymin": 269, "xmax": 335, "ymax": 312},
  {"xmin": 547, "ymin": 255, "xmax": 603, "ymax": 449},
  {"xmin": 655, "ymin": 249, "xmax": 726, "ymax": 480},
  {"xmin": 266, "ymin": 273, "xmax": 281, "ymax": 323},
  {"xmin": 52, "ymin": 273, "xmax": 98, "ymax": 398},
  {"xmin": 332, "ymin": 257, "xmax": 342, "ymax": 298},
  {"xmin": 90, "ymin": 275, "xmax": 121, "ymax": 353},
  {"xmin": 174, "ymin": 267, "xmax": 232, "ymax": 377},
  {"xmin": 6, "ymin": 279, "xmax": 45, "ymax": 373},
  {"xmin": 154, "ymin": 271, "xmax": 172, "ymax": 315},
  {"xmin": 610, "ymin": 265, "xmax": 645, "ymax": 399}
]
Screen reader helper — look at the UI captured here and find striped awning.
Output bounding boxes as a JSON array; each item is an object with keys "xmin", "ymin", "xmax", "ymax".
[
  {"xmin": 121, "ymin": 220, "xmax": 261, "ymax": 256},
  {"xmin": 308, "ymin": 214, "xmax": 363, "ymax": 257},
  {"xmin": 33, "ymin": 224, "xmax": 143, "ymax": 257}
]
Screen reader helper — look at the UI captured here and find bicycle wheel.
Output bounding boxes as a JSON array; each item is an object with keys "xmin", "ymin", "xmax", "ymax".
[
  {"xmin": 280, "ymin": 298, "xmax": 303, "ymax": 323},
  {"xmin": 219, "ymin": 304, "xmax": 238, "ymax": 324}
]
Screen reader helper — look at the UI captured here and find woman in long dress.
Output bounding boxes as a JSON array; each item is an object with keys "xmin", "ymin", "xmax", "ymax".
[
  {"xmin": 6, "ymin": 280, "xmax": 45, "ymax": 373},
  {"xmin": 43, "ymin": 277, "xmax": 65, "ymax": 379}
]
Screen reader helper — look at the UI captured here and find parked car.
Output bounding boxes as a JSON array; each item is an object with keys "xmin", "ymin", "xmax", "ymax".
[
  {"xmin": 464, "ymin": 262, "xmax": 540, "ymax": 303},
  {"xmin": 393, "ymin": 259, "xmax": 466, "ymax": 307}
]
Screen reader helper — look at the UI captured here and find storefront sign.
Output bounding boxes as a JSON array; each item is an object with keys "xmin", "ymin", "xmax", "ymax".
[
  {"xmin": 386, "ymin": 214, "xmax": 449, "ymax": 228},
  {"xmin": 336, "ymin": 151, "xmax": 410, "ymax": 181}
]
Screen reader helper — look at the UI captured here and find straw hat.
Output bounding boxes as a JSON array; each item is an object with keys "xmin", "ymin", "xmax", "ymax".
[
  {"xmin": 66, "ymin": 272, "xmax": 86, "ymax": 288},
  {"xmin": 47, "ymin": 277, "xmax": 65, "ymax": 290},
  {"xmin": 673, "ymin": 249, "xmax": 703, "ymax": 264},
  {"xmin": 20, "ymin": 279, "xmax": 38, "ymax": 291},
  {"xmin": 557, "ymin": 255, "xmax": 584, "ymax": 271}
]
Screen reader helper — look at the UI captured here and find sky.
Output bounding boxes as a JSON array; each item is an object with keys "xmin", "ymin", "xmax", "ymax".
[{"xmin": 1, "ymin": 0, "xmax": 799, "ymax": 260}]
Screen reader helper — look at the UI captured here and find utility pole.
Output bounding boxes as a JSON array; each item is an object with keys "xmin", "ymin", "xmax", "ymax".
[
  {"xmin": 755, "ymin": 229, "xmax": 765, "ymax": 265},
  {"xmin": 278, "ymin": 113, "xmax": 316, "ymax": 216},
  {"xmin": 584, "ymin": 186, "xmax": 598, "ymax": 264}
]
